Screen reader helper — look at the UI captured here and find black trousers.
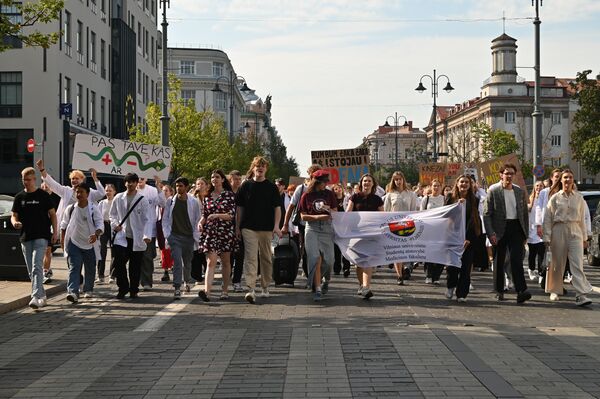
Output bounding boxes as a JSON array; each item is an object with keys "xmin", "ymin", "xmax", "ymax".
[
  {"xmin": 231, "ymin": 240, "xmax": 244, "ymax": 284},
  {"xmin": 97, "ymin": 221, "xmax": 113, "ymax": 278},
  {"xmin": 447, "ymin": 244, "xmax": 474, "ymax": 299},
  {"xmin": 425, "ymin": 262, "xmax": 444, "ymax": 281},
  {"xmin": 298, "ymin": 224, "xmax": 308, "ymax": 277},
  {"xmin": 113, "ymin": 238, "xmax": 144, "ymax": 295},
  {"xmin": 527, "ymin": 242, "xmax": 546, "ymax": 273},
  {"xmin": 333, "ymin": 243, "xmax": 351, "ymax": 274},
  {"xmin": 493, "ymin": 220, "xmax": 527, "ymax": 294}
]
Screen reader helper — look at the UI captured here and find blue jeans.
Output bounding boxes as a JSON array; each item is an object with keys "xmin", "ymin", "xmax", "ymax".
[
  {"xmin": 21, "ymin": 238, "xmax": 48, "ymax": 299},
  {"xmin": 168, "ymin": 234, "xmax": 195, "ymax": 289},
  {"xmin": 67, "ymin": 240, "xmax": 97, "ymax": 295}
]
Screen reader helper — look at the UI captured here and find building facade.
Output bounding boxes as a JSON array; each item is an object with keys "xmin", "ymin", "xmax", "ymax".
[
  {"xmin": 0, "ymin": 0, "xmax": 159, "ymax": 194},
  {"xmin": 426, "ymin": 33, "xmax": 594, "ymax": 182},
  {"xmin": 159, "ymin": 47, "xmax": 246, "ymax": 137},
  {"xmin": 364, "ymin": 121, "xmax": 427, "ymax": 169}
]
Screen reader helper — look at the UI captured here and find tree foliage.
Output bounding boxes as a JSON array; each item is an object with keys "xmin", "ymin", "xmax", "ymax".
[
  {"xmin": 130, "ymin": 75, "xmax": 299, "ymax": 182},
  {"xmin": 471, "ymin": 122, "xmax": 520, "ymax": 160},
  {"xmin": 0, "ymin": 0, "xmax": 64, "ymax": 52},
  {"xmin": 570, "ymin": 70, "xmax": 600, "ymax": 174}
]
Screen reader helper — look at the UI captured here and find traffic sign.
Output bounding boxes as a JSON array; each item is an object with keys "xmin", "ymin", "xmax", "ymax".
[
  {"xmin": 26, "ymin": 138, "xmax": 35, "ymax": 153},
  {"xmin": 532, "ymin": 164, "xmax": 545, "ymax": 178}
]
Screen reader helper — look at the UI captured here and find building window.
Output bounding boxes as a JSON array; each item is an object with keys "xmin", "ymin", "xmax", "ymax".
[
  {"xmin": 551, "ymin": 135, "xmax": 562, "ymax": 147},
  {"xmin": 151, "ymin": 80, "xmax": 154, "ymax": 102},
  {"xmin": 144, "ymin": 75, "xmax": 149, "ymax": 104},
  {"xmin": 551, "ymin": 112, "xmax": 562, "ymax": 125},
  {"xmin": 100, "ymin": 39, "xmax": 106, "ymax": 78},
  {"xmin": 90, "ymin": 31, "xmax": 96, "ymax": 71},
  {"xmin": 215, "ymin": 92, "xmax": 226, "ymax": 110},
  {"xmin": 137, "ymin": 22, "xmax": 141, "ymax": 48},
  {"xmin": 504, "ymin": 111, "xmax": 516, "ymax": 124},
  {"xmin": 181, "ymin": 90, "xmax": 194, "ymax": 105},
  {"xmin": 76, "ymin": 84, "xmax": 83, "ymax": 118},
  {"xmin": 100, "ymin": 96, "xmax": 106, "ymax": 131},
  {"xmin": 212, "ymin": 62, "xmax": 224, "ymax": 77},
  {"xmin": 64, "ymin": 10, "xmax": 71, "ymax": 53},
  {"xmin": 552, "ymin": 157, "xmax": 562, "ymax": 167},
  {"xmin": 1, "ymin": 2, "xmax": 23, "ymax": 48},
  {"xmin": 76, "ymin": 20, "xmax": 84, "ymax": 63},
  {"xmin": 150, "ymin": 36, "xmax": 154, "ymax": 65},
  {"xmin": 180, "ymin": 60, "xmax": 194, "ymax": 75},
  {"xmin": 63, "ymin": 76, "xmax": 71, "ymax": 103},
  {"xmin": 0, "ymin": 72, "xmax": 22, "ymax": 118},
  {"xmin": 90, "ymin": 91, "xmax": 96, "ymax": 126},
  {"xmin": 137, "ymin": 69, "xmax": 141, "ymax": 94}
]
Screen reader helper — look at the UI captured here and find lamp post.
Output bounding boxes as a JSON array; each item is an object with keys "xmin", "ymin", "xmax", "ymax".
[
  {"xmin": 415, "ymin": 69, "xmax": 454, "ymax": 162},
  {"xmin": 211, "ymin": 71, "xmax": 251, "ymax": 145},
  {"xmin": 383, "ymin": 113, "xmax": 408, "ymax": 170}
]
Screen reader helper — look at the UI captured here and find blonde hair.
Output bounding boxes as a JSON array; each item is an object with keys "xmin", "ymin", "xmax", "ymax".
[
  {"xmin": 246, "ymin": 156, "xmax": 269, "ymax": 179},
  {"xmin": 21, "ymin": 167, "xmax": 35, "ymax": 177},
  {"xmin": 69, "ymin": 169, "xmax": 85, "ymax": 180},
  {"xmin": 386, "ymin": 171, "xmax": 408, "ymax": 193}
]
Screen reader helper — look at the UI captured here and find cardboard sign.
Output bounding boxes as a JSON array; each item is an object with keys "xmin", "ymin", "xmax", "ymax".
[
  {"xmin": 419, "ymin": 163, "xmax": 447, "ymax": 185},
  {"xmin": 479, "ymin": 154, "xmax": 527, "ymax": 194},
  {"xmin": 72, "ymin": 134, "xmax": 172, "ymax": 180},
  {"xmin": 311, "ymin": 148, "xmax": 370, "ymax": 185},
  {"xmin": 288, "ymin": 176, "xmax": 307, "ymax": 187}
]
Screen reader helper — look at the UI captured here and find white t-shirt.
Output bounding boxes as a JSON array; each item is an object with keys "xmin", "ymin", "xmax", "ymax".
[
  {"xmin": 420, "ymin": 194, "xmax": 445, "ymax": 210},
  {"xmin": 71, "ymin": 205, "xmax": 93, "ymax": 250},
  {"xmin": 503, "ymin": 189, "xmax": 517, "ymax": 220}
]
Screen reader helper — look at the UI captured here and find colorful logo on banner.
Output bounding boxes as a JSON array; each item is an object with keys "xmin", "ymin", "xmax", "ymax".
[
  {"xmin": 388, "ymin": 219, "xmax": 416, "ymax": 237},
  {"xmin": 79, "ymin": 147, "xmax": 167, "ymax": 171}
]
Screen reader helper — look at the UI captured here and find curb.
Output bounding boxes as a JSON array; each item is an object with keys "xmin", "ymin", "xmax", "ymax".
[{"xmin": 0, "ymin": 281, "xmax": 67, "ymax": 315}]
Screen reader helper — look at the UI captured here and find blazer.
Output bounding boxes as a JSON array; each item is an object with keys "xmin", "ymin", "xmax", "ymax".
[
  {"xmin": 483, "ymin": 183, "xmax": 528, "ymax": 241},
  {"xmin": 161, "ymin": 194, "xmax": 201, "ymax": 248}
]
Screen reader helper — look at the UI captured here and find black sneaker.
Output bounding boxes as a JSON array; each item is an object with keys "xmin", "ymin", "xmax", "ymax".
[
  {"xmin": 198, "ymin": 289, "xmax": 210, "ymax": 302},
  {"xmin": 161, "ymin": 271, "xmax": 170, "ymax": 282},
  {"xmin": 116, "ymin": 292, "xmax": 126, "ymax": 300},
  {"xmin": 516, "ymin": 290, "xmax": 532, "ymax": 304}
]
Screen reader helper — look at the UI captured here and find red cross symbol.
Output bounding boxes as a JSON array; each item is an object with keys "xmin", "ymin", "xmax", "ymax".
[{"xmin": 101, "ymin": 154, "xmax": 112, "ymax": 165}]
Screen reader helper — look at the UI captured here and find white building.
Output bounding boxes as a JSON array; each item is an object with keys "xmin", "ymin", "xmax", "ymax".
[
  {"xmin": 427, "ymin": 33, "xmax": 594, "ymax": 182},
  {"xmin": 0, "ymin": 1, "xmax": 159, "ymax": 194},
  {"xmin": 364, "ymin": 121, "xmax": 427, "ymax": 169},
  {"xmin": 159, "ymin": 47, "xmax": 246, "ymax": 140}
]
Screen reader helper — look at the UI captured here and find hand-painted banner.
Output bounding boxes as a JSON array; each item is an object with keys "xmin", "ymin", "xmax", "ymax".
[
  {"xmin": 479, "ymin": 154, "xmax": 527, "ymax": 195},
  {"xmin": 332, "ymin": 203, "xmax": 466, "ymax": 268},
  {"xmin": 72, "ymin": 134, "xmax": 172, "ymax": 180},
  {"xmin": 311, "ymin": 148, "xmax": 370, "ymax": 185}
]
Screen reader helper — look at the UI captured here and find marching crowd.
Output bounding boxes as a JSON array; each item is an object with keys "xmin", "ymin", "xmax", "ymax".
[{"xmin": 10, "ymin": 155, "xmax": 595, "ymax": 309}]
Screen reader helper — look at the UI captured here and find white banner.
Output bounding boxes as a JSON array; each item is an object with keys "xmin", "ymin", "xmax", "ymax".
[
  {"xmin": 72, "ymin": 134, "xmax": 172, "ymax": 180},
  {"xmin": 332, "ymin": 203, "xmax": 466, "ymax": 268}
]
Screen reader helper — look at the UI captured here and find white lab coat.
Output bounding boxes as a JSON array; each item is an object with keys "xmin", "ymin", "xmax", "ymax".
[
  {"xmin": 60, "ymin": 202, "xmax": 104, "ymax": 259},
  {"xmin": 161, "ymin": 194, "xmax": 201, "ymax": 249},
  {"xmin": 137, "ymin": 184, "xmax": 166, "ymax": 237},
  {"xmin": 109, "ymin": 191, "xmax": 151, "ymax": 252},
  {"xmin": 43, "ymin": 173, "xmax": 106, "ymax": 221}
]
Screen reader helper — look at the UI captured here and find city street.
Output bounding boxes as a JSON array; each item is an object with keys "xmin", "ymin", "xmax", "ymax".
[{"xmin": 1, "ymin": 257, "xmax": 600, "ymax": 399}]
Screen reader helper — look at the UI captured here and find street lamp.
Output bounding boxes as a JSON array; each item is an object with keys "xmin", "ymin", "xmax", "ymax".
[
  {"xmin": 383, "ymin": 113, "xmax": 409, "ymax": 170},
  {"xmin": 415, "ymin": 69, "xmax": 454, "ymax": 162},
  {"xmin": 211, "ymin": 72, "xmax": 252, "ymax": 145}
]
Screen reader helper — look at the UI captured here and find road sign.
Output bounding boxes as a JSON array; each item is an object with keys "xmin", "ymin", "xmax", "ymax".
[
  {"xmin": 26, "ymin": 138, "xmax": 35, "ymax": 153},
  {"xmin": 60, "ymin": 103, "xmax": 73, "ymax": 119},
  {"xmin": 532, "ymin": 164, "xmax": 545, "ymax": 178}
]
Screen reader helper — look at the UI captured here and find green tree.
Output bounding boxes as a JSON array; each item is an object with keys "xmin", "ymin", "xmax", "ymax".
[
  {"xmin": 129, "ymin": 75, "xmax": 232, "ymax": 180},
  {"xmin": 471, "ymin": 122, "xmax": 520, "ymax": 160},
  {"xmin": 0, "ymin": 0, "xmax": 64, "ymax": 52},
  {"xmin": 264, "ymin": 127, "xmax": 299, "ymax": 182},
  {"xmin": 570, "ymin": 70, "xmax": 600, "ymax": 174}
]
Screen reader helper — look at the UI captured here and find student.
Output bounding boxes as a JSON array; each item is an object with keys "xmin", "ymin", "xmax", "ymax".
[
  {"xmin": 109, "ymin": 173, "xmax": 151, "ymax": 299},
  {"xmin": 11, "ymin": 167, "xmax": 58, "ymax": 310},
  {"xmin": 158, "ymin": 184, "xmax": 175, "ymax": 282},
  {"xmin": 235, "ymin": 156, "xmax": 282, "ymax": 304},
  {"xmin": 60, "ymin": 183, "xmax": 104, "ymax": 303},
  {"xmin": 228, "ymin": 170, "xmax": 245, "ymax": 293},
  {"xmin": 162, "ymin": 177, "xmax": 201, "ymax": 299},
  {"xmin": 420, "ymin": 179, "xmax": 445, "ymax": 284}
]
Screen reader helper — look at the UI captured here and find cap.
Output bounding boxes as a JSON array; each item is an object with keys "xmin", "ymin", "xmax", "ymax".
[{"xmin": 312, "ymin": 169, "xmax": 330, "ymax": 181}]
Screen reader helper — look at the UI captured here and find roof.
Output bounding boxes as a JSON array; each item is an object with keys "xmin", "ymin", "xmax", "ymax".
[{"xmin": 492, "ymin": 33, "xmax": 517, "ymax": 42}]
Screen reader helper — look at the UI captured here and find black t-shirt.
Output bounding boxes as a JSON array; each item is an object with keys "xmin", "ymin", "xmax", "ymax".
[
  {"xmin": 11, "ymin": 189, "xmax": 54, "ymax": 242},
  {"xmin": 235, "ymin": 179, "xmax": 281, "ymax": 231},
  {"xmin": 350, "ymin": 193, "xmax": 383, "ymax": 212}
]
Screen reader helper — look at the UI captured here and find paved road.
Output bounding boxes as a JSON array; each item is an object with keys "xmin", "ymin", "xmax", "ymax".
[{"xmin": 1, "ymin": 261, "xmax": 600, "ymax": 399}]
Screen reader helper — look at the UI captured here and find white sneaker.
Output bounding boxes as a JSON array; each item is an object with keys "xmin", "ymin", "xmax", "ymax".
[
  {"xmin": 549, "ymin": 293, "xmax": 559, "ymax": 301},
  {"xmin": 66, "ymin": 293, "xmax": 78, "ymax": 303},
  {"xmin": 425, "ymin": 278, "xmax": 433, "ymax": 284},
  {"xmin": 108, "ymin": 277, "xmax": 115, "ymax": 284},
  {"xmin": 576, "ymin": 295, "xmax": 592, "ymax": 307},
  {"xmin": 245, "ymin": 290, "xmax": 256, "ymax": 304},
  {"xmin": 564, "ymin": 274, "xmax": 573, "ymax": 284},
  {"xmin": 95, "ymin": 277, "xmax": 105, "ymax": 285},
  {"xmin": 457, "ymin": 297, "xmax": 467, "ymax": 303},
  {"xmin": 446, "ymin": 288, "xmax": 454, "ymax": 299},
  {"xmin": 233, "ymin": 283, "xmax": 243, "ymax": 292},
  {"xmin": 261, "ymin": 288, "xmax": 270, "ymax": 298},
  {"xmin": 528, "ymin": 269, "xmax": 539, "ymax": 281},
  {"xmin": 83, "ymin": 292, "xmax": 93, "ymax": 299},
  {"xmin": 28, "ymin": 297, "xmax": 41, "ymax": 309},
  {"xmin": 38, "ymin": 297, "xmax": 47, "ymax": 307},
  {"xmin": 357, "ymin": 285, "xmax": 363, "ymax": 295},
  {"xmin": 469, "ymin": 284, "xmax": 475, "ymax": 292}
]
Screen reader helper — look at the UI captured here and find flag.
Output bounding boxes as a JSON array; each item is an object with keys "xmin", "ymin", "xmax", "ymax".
[{"xmin": 332, "ymin": 203, "xmax": 466, "ymax": 268}]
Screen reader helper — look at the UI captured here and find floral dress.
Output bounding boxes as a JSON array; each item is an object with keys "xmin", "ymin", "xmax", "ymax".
[{"xmin": 200, "ymin": 190, "xmax": 237, "ymax": 254}]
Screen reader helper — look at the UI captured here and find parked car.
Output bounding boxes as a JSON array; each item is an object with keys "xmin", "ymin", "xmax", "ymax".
[
  {"xmin": 0, "ymin": 194, "xmax": 30, "ymax": 280},
  {"xmin": 582, "ymin": 191, "xmax": 600, "ymax": 266}
]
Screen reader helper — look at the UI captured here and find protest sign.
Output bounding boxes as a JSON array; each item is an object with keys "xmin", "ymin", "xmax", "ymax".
[
  {"xmin": 288, "ymin": 176, "xmax": 306, "ymax": 187},
  {"xmin": 419, "ymin": 163, "xmax": 447, "ymax": 185},
  {"xmin": 479, "ymin": 154, "xmax": 527, "ymax": 193},
  {"xmin": 332, "ymin": 203, "xmax": 466, "ymax": 268},
  {"xmin": 72, "ymin": 134, "xmax": 172, "ymax": 180},
  {"xmin": 311, "ymin": 148, "xmax": 370, "ymax": 185}
]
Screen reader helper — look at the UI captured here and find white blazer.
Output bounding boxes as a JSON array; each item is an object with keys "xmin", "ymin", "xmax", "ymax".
[
  {"xmin": 60, "ymin": 202, "xmax": 104, "ymax": 259},
  {"xmin": 109, "ymin": 191, "xmax": 151, "ymax": 252},
  {"xmin": 162, "ymin": 194, "xmax": 201, "ymax": 249},
  {"xmin": 43, "ymin": 173, "xmax": 106, "ymax": 221},
  {"xmin": 137, "ymin": 184, "xmax": 166, "ymax": 238}
]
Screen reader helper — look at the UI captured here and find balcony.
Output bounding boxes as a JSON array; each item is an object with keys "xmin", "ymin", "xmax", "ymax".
[
  {"xmin": 90, "ymin": 61, "xmax": 97, "ymax": 73},
  {"xmin": 100, "ymin": 10, "xmax": 107, "ymax": 21},
  {"xmin": 64, "ymin": 43, "xmax": 72, "ymax": 57},
  {"xmin": 90, "ymin": 2, "xmax": 97, "ymax": 14},
  {"xmin": 77, "ymin": 52, "xmax": 84, "ymax": 65}
]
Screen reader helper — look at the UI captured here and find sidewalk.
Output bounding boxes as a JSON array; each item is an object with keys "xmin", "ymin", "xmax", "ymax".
[{"xmin": 0, "ymin": 252, "xmax": 69, "ymax": 315}]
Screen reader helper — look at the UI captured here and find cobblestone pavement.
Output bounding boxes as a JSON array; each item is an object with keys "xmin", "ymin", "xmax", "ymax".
[{"xmin": 1, "ymin": 261, "xmax": 600, "ymax": 399}]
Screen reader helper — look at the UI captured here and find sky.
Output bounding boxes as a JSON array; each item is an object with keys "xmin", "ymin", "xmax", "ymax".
[{"xmin": 165, "ymin": 0, "xmax": 600, "ymax": 174}]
